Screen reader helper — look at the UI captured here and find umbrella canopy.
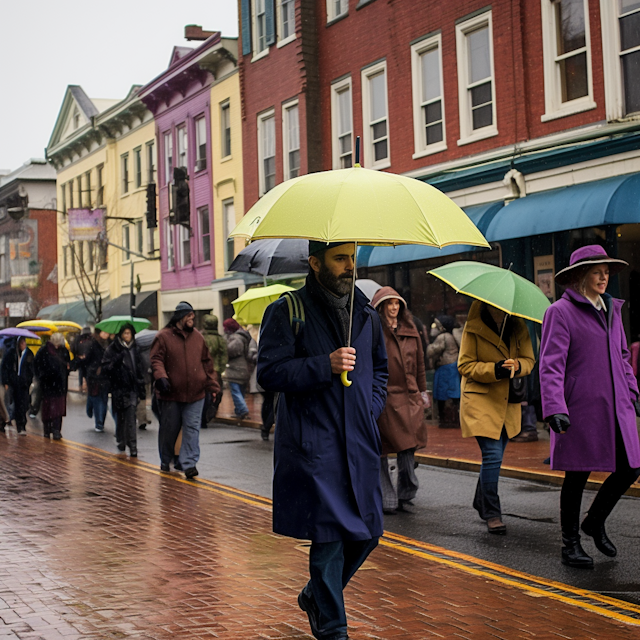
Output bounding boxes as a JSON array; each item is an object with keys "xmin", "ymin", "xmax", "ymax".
[
  {"xmin": 355, "ymin": 279, "xmax": 382, "ymax": 302},
  {"xmin": 12, "ymin": 325, "xmax": 50, "ymax": 334},
  {"xmin": 230, "ymin": 166, "xmax": 489, "ymax": 248},
  {"xmin": 135, "ymin": 329, "xmax": 158, "ymax": 349},
  {"xmin": 17, "ymin": 320, "xmax": 82, "ymax": 336},
  {"xmin": 428, "ymin": 261, "xmax": 551, "ymax": 323},
  {"xmin": 232, "ymin": 284, "xmax": 295, "ymax": 325},
  {"xmin": 229, "ymin": 238, "xmax": 309, "ymax": 276},
  {"xmin": 95, "ymin": 316, "xmax": 152, "ymax": 334},
  {"xmin": 0, "ymin": 327, "xmax": 42, "ymax": 341}
]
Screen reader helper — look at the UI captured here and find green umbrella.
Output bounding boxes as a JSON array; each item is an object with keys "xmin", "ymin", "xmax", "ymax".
[
  {"xmin": 428, "ymin": 261, "xmax": 551, "ymax": 323},
  {"xmin": 95, "ymin": 315, "xmax": 152, "ymax": 334},
  {"xmin": 232, "ymin": 284, "xmax": 295, "ymax": 325}
]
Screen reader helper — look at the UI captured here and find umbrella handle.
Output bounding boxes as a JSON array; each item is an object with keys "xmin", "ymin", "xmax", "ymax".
[{"xmin": 340, "ymin": 370, "xmax": 352, "ymax": 387}]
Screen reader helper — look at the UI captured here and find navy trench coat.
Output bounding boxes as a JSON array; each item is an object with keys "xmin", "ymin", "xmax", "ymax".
[{"xmin": 258, "ymin": 276, "xmax": 388, "ymax": 543}]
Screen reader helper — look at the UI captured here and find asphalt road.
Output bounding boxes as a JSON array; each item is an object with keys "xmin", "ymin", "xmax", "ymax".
[{"xmin": 32, "ymin": 391, "xmax": 640, "ymax": 607}]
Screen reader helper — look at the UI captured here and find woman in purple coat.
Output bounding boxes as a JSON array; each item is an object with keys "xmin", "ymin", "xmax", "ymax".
[{"xmin": 540, "ymin": 245, "xmax": 640, "ymax": 569}]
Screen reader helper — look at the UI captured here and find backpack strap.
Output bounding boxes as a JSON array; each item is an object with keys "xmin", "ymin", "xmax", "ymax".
[{"xmin": 281, "ymin": 291, "xmax": 305, "ymax": 336}]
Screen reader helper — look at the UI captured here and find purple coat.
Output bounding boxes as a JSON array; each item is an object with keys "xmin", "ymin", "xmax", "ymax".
[{"xmin": 539, "ymin": 289, "xmax": 640, "ymax": 472}]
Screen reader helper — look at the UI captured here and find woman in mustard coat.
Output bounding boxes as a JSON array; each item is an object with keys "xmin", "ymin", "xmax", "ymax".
[{"xmin": 458, "ymin": 300, "xmax": 535, "ymax": 534}]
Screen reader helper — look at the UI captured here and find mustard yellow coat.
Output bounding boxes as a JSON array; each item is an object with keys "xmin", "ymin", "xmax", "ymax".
[{"xmin": 458, "ymin": 301, "xmax": 535, "ymax": 440}]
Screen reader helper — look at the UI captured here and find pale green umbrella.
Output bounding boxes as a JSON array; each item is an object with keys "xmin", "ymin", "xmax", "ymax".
[
  {"xmin": 232, "ymin": 284, "xmax": 295, "ymax": 325},
  {"xmin": 428, "ymin": 261, "xmax": 551, "ymax": 323},
  {"xmin": 95, "ymin": 316, "xmax": 152, "ymax": 334}
]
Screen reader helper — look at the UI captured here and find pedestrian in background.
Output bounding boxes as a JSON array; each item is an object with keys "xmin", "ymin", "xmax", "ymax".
[
  {"xmin": 1, "ymin": 337, "xmax": 34, "ymax": 435},
  {"xmin": 372, "ymin": 287, "xmax": 427, "ymax": 515},
  {"xmin": 151, "ymin": 301, "xmax": 219, "ymax": 478},
  {"xmin": 539, "ymin": 245, "xmax": 640, "ymax": 569},
  {"xmin": 102, "ymin": 324, "xmax": 145, "ymax": 457},
  {"xmin": 428, "ymin": 315, "xmax": 461, "ymax": 428},
  {"xmin": 201, "ymin": 313, "xmax": 227, "ymax": 426},
  {"xmin": 458, "ymin": 300, "xmax": 535, "ymax": 535},
  {"xmin": 73, "ymin": 326, "xmax": 93, "ymax": 393},
  {"xmin": 34, "ymin": 332, "xmax": 70, "ymax": 440},
  {"xmin": 222, "ymin": 318, "xmax": 257, "ymax": 420},
  {"xmin": 135, "ymin": 332, "xmax": 154, "ymax": 431},
  {"xmin": 82, "ymin": 329, "xmax": 111, "ymax": 433}
]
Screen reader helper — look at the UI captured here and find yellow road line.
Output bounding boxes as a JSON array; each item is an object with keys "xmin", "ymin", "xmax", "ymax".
[{"xmin": 56, "ymin": 438, "xmax": 640, "ymax": 626}]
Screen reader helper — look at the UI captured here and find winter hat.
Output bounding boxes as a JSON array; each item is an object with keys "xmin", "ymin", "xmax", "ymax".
[
  {"xmin": 223, "ymin": 318, "xmax": 241, "ymax": 333},
  {"xmin": 436, "ymin": 315, "xmax": 455, "ymax": 334},
  {"xmin": 308, "ymin": 240, "xmax": 352, "ymax": 257},
  {"xmin": 371, "ymin": 286, "xmax": 406, "ymax": 310},
  {"xmin": 173, "ymin": 301, "xmax": 194, "ymax": 321},
  {"xmin": 555, "ymin": 245, "xmax": 628, "ymax": 285},
  {"xmin": 203, "ymin": 314, "xmax": 219, "ymax": 331}
]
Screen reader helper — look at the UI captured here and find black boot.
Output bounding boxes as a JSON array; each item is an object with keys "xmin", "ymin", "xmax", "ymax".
[
  {"xmin": 581, "ymin": 517, "xmax": 616, "ymax": 557},
  {"xmin": 561, "ymin": 521, "xmax": 594, "ymax": 569}
]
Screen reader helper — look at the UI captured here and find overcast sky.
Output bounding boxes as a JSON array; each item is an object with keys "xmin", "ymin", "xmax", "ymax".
[{"xmin": 0, "ymin": 1, "xmax": 238, "ymax": 172}]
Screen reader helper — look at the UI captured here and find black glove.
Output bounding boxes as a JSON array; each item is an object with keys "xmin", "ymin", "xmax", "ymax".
[
  {"xmin": 494, "ymin": 360, "xmax": 512, "ymax": 380},
  {"xmin": 634, "ymin": 400, "xmax": 640, "ymax": 418},
  {"xmin": 547, "ymin": 413, "xmax": 570, "ymax": 434},
  {"xmin": 155, "ymin": 377, "xmax": 171, "ymax": 394}
]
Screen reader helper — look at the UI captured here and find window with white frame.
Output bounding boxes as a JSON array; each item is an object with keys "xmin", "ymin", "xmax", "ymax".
[
  {"xmin": 280, "ymin": 0, "xmax": 295, "ymax": 42},
  {"xmin": 456, "ymin": 11, "xmax": 497, "ymax": 144},
  {"xmin": 165, "ymin": 219, "xmax": 175, "ymax": 270},
  {"xmin": 136, "ymin": 220, "xmax": 143, "ymax": 254},
  {"xmin": 123, "ymin": 224, "xmax": 131, "ymax": 261},
  {"xmin": 327, "ymin": 0, "xmax": 348, "ymax": 22},
  {"xmin": 134, "ymin": 147, "xmax": 142, "ymax": 189},
  {"xmin": 221, "ymin": 101, "xmax": 231, "ymax": 158},
  {"xmin": 223, "ymin": 199, "xmax": 236, "ymax": 270},
  {"xmin": 411, "ymin": 34, "xmax": 446, "ymax": 157},
  {"xmin": 164, "ymin": 132, "xmax": 173, "ymax": 184},
  {"xmin": 283, "ymin": 101, "xmax": 300, "ymax": 179},
  {"xmin": 146, "ymin": 141, "xmax": 155, "ymax": 184},
  {"xmin": 541, "ymin": 0, "xmax": 595, "ymax": 121},
  {"xmin": 121, "ymin": 154, "xmax": 129, "ymax": 195},
  {"xmin": 258, "ymin": 110, "xmax": 276, "ymax": 194},
  {"xmin": 198, "ymin": 206, "xmax": 211, "ymax": 262},
  {"xmin": 255, "ymin": 0, "xmax": 268, "ymax": 54},
  {"xmin": 361, "ymin": 61, "xmax": 390, "ymax": 169},
  {"xmin": 177, "ymin": 126, "xmax": 188, "ymax": 169},
  {"xmin": 86, "ymin": 240, "xmax": 95, "ymax": 272},
  {"xmin": 195, "ymin": 116, "xmax": 207, "ymax": 171},
  {"xmin": 179, "ymin": 225, "xmax": 191, "ymax": 266},
  {"xmin": 601, "ymin": 0, "xmax": 640, "ymax": 119},
  {"xmin": 331, "ymin": 78, "xmax": 353, "ymax": 168}
]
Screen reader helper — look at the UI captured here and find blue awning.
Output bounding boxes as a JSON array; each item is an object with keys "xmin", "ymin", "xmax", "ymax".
[
  {"xmin": 485, "ymin": 173, "xmax": 640, "ymax": 241},
  {"xmin": 357, "ymin": 202, "xmax": 502, "ymax": 268}
]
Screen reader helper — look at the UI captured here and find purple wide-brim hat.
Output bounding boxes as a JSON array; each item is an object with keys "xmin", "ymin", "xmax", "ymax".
[{"xmin": 555, "ymin": 244, "xmax": 628, "ymax": 285}]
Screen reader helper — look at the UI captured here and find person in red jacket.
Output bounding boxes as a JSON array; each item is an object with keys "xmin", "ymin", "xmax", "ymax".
[{"xmin": 150, "ymin": 301, "xmax": 219, "ymax": 478}]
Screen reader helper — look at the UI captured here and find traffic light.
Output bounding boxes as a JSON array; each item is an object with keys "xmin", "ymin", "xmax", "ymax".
[
  {"xmin": 171, "ymin": 167, "xmax": 190, "ymax": 228},
  {"xmin": 145, "ymin": 183, "xmax": 157, "ymax": 229}
]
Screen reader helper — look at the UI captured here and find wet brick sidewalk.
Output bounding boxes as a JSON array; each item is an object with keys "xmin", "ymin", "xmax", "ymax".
[{"xmin": 1, "ymin": 432, "xmax": 639, "ymax": 639}]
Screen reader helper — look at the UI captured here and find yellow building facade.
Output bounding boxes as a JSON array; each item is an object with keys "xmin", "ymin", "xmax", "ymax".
[{"xmin": 46, "ymin": 86, "xmax": 161, "ymax": 325}]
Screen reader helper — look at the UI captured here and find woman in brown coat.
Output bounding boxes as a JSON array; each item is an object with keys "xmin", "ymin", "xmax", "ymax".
[
  {"xmin": 458, "ymin": 300, "xmax": 535, "ymax": 534},
  {"xmin": 372, "ymin": 287, "xmax": 428, "ymax": 514}
]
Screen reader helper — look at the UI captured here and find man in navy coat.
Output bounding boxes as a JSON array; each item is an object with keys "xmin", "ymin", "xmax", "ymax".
[{"xmin": 258, "ymin": 241, "xmax": 388, "ymax": 640}]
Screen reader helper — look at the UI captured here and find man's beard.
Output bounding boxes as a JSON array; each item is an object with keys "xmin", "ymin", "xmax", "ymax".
[
  {"xmin": 318, "ymin": 261, "xmax": 353, "ymax": 296},
  {"xmin": 183, "ymin": 323, "xmax": 194, "ymax": 333}
]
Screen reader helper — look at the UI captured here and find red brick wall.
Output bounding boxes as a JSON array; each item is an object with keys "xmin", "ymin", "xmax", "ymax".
[{"xmin": 30, "ymin": 209, "xmax": 58, "ymax": 309}]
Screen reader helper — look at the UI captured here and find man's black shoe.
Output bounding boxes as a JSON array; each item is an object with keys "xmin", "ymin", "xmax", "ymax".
[
  {"xmin": 160, "ymin": 463, "xmax": 170, "ymax": 472},
  {"xmin": 117, "ymin": 443, "xmax": 126, "ymax": 452},
  {"xmin": 129, "ymin": 448, "xmax": 138, "ymax": 458},
  {"xmin": 298, "ymin": 589, "xmax": 321, "ymax": 640},
  {"xmin": 184, "ymin": 466, "xmax": 199, "ymax": 480}
]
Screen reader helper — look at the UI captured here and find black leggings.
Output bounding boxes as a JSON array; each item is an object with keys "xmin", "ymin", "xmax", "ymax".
[{"xmin": 561, "ymin": 427, "xmax": 640, "ymax": 525}]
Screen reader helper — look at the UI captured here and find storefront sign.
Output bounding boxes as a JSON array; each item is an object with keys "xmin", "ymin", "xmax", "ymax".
[
  {"xmin": 534, "ymin": 255, "xmax": 555, "ymax": 303},
  {"xmin": 68, "ymin": 208, "xmax": 105, "ymax": 241},
  {"xmin": 6, "ymin": 302, "xmax": 27, "ymax": 317}
]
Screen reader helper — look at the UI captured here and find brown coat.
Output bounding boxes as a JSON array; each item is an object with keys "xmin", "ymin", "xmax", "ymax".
[
  {"xmin": 150, "ymin": 325, "xmax": 219, "ymax": 403},
  {"xmin": 458, "ymin": 301, "xmax": 535, "ymax": 440},
  {"xmin": 373, "ymin": 288, "xmax": 427, "ymax": 455}
]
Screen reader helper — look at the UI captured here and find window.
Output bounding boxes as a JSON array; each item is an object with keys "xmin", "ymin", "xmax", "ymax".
[
  {"xmin": 70, "ymin": 243, "xmax": 76, "ymax": 275},
  {"xmin": 456, "ymin": 11, "xmax": 498, "ymax": 144},
  {"xmin": 121, "ymin": 154, "xmax": 130, "ymax": 195},
  {"xmin": 86, "ymin": 241, "xmax": 94, "ymax": 273},
  {"xmin": 179, "ymin": 225, "xmax": 191, "ymax": 267},
  {"xmin": 331, "ymin": 79, "xmax": 353, "ymax": 169},
  {"xmin": 279, "ymin": 0, "xmax": 295, "ymax": 43},
  {"xmin": 411, "ymin": 34, "xmax": 446, "ymax": 157},
  {"xmin": 63, "ymin": 246, "xmax": 68, "ymax": 278},
  {"xmin": 221, "ymin": 101, "xmax": 231, "ymax": 158},
  {"xmin": 77, "ymin": 241, "xmax": 84, "ymax": 271},
  {"xmin": 177, "ymin": 126, "xmax": 188, "ymax": 169},
  {"xmin": 223, "ymin": 199, "xmax": 236, "ymax": 270},
  {"xmin": 198, "ymin": 206, "xmax": 211, "ymax": 262},
  {"xmin": 327, "ymin": 0, "xmax": 348, "ymax": 22},
  {"xmin": 68, "ymin": 181, "xmax": 74, "ymax": 209},
  {"xmin": 258, "ymin": 110, "xmax": 276, "ymax": 194},
  {"xmin": 99, "ymin": 241, "xmax": 108, "ymax": 270},
  {"xmin": 361, "ymin": 61, "xmax": 390, "ymax": 169},
  {"xmin": 195, "ymin": 116, "xmax": 207, "ymax": 171},
  {"xmin": 0, "ymin": 240, "xmax": 5, "ymax": 283},
  {"xmin": 85, "ymin": 171, "xmax": 92, "ymax": 208},
  {"xmin": 541, "ymin": 0, "xmax": 595, "ymax": 121},
  {"xmin": 283, "ymin": 101, "xmax": 300, "ymax": 179},
  {"xmin": 255, "ymin": 0, "xmax": 268, "ymax": 53},
  {"xmin": 136, "ymin": 220, "xmax": 143, "ymax": 255},
  {"xmin": 164, "ymin": 132, "xmax": 173, "ymax": 184},
  {"xmin": 77, "ymin": 176, "xmax": 83, "ymax": 207},
  {"xmin": 61, "ymin": 184, "xmax": 67, "ymax": 214},
  {"xmin": 146, "ymin": 141, "xmax": 155, "ymax": 184},
  {"xmin": 123, "ymin": 224, "xmax": 131, "ymax": 260},
  {"xmin": 96, "ymin": 165, "xmax": 104, "ymax": 206},
  {"xmin": 134, "ymin": 147, "xmax": 142, "ymax": 189},
  {"xmin": 165, "ymin": 219, "xmax": 175, "ymax": 270}
]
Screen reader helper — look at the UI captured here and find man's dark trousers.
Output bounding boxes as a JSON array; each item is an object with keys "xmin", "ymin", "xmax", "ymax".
[{"xmin": 303, "ymin": 537, "xmax": 379, "ymax": 638}]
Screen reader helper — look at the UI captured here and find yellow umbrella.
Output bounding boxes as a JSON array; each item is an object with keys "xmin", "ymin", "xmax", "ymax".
[
  {"xmin": 231, "ymin": 159, "xmax": 490, "ymax": 386},
  {"xmin": 232, "ymin": 284, "xmax": 295, "ymax": 326}
]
